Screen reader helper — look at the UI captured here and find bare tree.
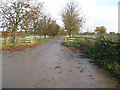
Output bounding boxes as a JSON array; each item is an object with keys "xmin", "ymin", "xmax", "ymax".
[
  {"xmin": 61, "ymin": 0, "xmax": 85, "ymax": 37},
  {"xmin": 29, "ymin": 2, "xmax": 43, "ymax": 36},
  {"xmin": 38, "ymin": 15, "xmax": 52, "ymax": 38},
  {"xmin": 0, "ymin": 0, "xmax": 44, "ymax": 43},
  {"xmin": 50, "ymin": 21, "xmax": 59, "ymax": 37},
  {"xmin": 0, "ymin": 0, "xmax": 32, "ymax": 43}
]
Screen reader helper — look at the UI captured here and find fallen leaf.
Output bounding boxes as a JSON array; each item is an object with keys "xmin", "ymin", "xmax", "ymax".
[
  {"xmin": 91, "ymin": 77, "xmax": 94, "ymax": 79},
  {"xmin": 80, "ymin": 54, "xmax": 85, "ymax": 56},
  {"xmin": 89, "ymin": 61, "xmax": 93, "ymax": 63},
  {"xmin": 55, "ymin": 65, "xmax": 61, "ymax": 69},
  {"xmin": 80, "ymin": 68, "xmax": 84, "ymax": 72},
  {"xmin": 89, "ymin": 75, "xmax": 94, "ymax": 79},
  {"xmin": 89, "ymin": 75, "xmax": 92, "ymax": 77},
  {"xmin": 70, "ymin": 47, "xmax": 77, "ymax": 51},
  {"xmin": 58, "ymin": 71, "xmax": 62, "ymax": 73},
  {"xmin": 2, "ymin": 42, "xmax": 42, "ymax": 51}
]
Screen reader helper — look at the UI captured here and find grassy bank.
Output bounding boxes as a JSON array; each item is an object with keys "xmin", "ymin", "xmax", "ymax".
[
  {"xmin": 1, "ymin": 35, "xmax": 62, "ymax": 51},
  {"xmin": 64, "ymin": 34, "xmax": 120, "ymax": 81}
]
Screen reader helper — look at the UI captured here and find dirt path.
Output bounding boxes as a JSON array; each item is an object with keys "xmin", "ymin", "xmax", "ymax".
[{"xmin": 2, "ymin": 37, "xmax": 118, "ymax": 88}]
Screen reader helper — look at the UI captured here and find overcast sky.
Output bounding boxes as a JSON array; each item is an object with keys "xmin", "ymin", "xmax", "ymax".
[
  {"xmin": 0, "ymin": 0, "xmax": 119, "ymax": 33},
  {"xmin": 38, "ymin": 0, "xmax": 119, "ymax": 33}
]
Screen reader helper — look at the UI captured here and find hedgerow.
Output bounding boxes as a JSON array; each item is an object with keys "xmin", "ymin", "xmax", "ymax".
[{"xmin": 64, "ymin": 34, "xmax": 120, "ymax": 81}]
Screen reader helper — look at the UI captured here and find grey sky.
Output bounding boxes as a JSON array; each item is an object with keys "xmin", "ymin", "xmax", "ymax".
[
  {"xmin": 38, "ymin": 0, "xmax": 118, "ymax": 33},
  {"xmin": 0, "ymin": 0, "xmax": 119, "ymax": 33}
]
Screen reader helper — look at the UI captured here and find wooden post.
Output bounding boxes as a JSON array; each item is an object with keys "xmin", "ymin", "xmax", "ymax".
[
  {"xmin": 76, "ymin": 37, "xmax": 77, "ymax": 43},
  {"xmin": 31, "ymin": 36, "xmax": 34, "ymax": 44},
  {"xmin": 67, "ymin": 37, "xmax": 68, "ymax": 42}
]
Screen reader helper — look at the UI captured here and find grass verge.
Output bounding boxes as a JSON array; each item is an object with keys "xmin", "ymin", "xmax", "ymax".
[
  {"xmin": 63, "ymin": 36, "xmax": 120, "ymax": 82},
  {"xmin": 1, "ymin": 35, "xmax": 62, "ymax": 51}
]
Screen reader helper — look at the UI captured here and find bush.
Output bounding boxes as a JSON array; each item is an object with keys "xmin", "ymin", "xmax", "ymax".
[
  {"xmin": 64, "ymin": 34, "xmax": 120, "ymax": 80},
  {"xmin": 92, "ymin": 35, "xmax": 120, "ymax": 79}
]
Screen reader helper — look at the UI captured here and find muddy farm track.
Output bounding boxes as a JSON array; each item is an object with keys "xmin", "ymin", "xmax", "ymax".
[{"xmin": 2, "ymin": 37, "xmax": 118, "ymax": 88}]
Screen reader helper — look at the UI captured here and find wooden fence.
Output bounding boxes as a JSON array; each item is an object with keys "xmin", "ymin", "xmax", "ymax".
[
  {"xmin": 0, "ymin": 35, "xmax": 50, "ymax": 44},
  {"xmin": 1, "ymin": 37, "xmax": 35, "ymax": 44},
  {"xmin": 66, "ymin": 37, "xmax": 96, "ymax": 43},
  {"xmin": 66, "ymin": 36, "xmax": 119, "ymax": 45}
]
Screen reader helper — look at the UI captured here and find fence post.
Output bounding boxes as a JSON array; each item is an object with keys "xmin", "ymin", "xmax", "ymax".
[
  {"xmin": 67, "ymin": 37, "xmax": 68, "ymax": 42},
  {"xmin": 76, "ymin": 37, "xmax": 77, "ymax": 43},
  {"xmin": 31, "ymin": 36, "xmax": 34, "ymax": 44}
]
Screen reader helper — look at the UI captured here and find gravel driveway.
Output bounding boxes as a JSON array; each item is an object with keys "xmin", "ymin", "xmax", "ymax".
[{"xmin": 2, "ymin": 37, "xmax": 118, "ymax": 88}]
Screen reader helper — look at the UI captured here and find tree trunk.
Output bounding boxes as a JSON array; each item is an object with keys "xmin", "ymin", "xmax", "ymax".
[
  {"xmin": 12, "ymin": 27, "xmax": 17, "ymax": 44},
  {"xmin": 44, "ymin": 34, "xmax": 46, "ymax": 39},
  {"xmin": 34, "ymin": 30, "xmax": 36, "ymax": 36},
  {"xmin": 69, "ymin": 30, "xmax": 72, "ymax": 38}
]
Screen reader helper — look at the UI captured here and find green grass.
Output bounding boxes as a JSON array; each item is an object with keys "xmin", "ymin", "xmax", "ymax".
[
  {"xmin": 1, "ymin": 35, "xmax": 62, "ymax": 49},
  {"xmin": 73, "ymin": 34, "xmax": 97, "ymax": 38}
]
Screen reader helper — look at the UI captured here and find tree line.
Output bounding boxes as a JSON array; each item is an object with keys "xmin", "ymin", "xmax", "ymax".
[
  {"xmin": 0, "ymin": 0, "xmax": 110, "ymax": 43},
  {"xmin": 0, "ymin": 0, "xmax": 65, "ymax": 44}
]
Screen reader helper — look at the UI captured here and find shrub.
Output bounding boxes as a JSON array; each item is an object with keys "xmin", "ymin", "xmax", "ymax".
[
  {"xmin": 90, "ymin": 35, "xmax": 120, "ymax": 78},
  {"xmin": 64, "ymin": 34, "xmax": 120, "ymax": 79}
]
